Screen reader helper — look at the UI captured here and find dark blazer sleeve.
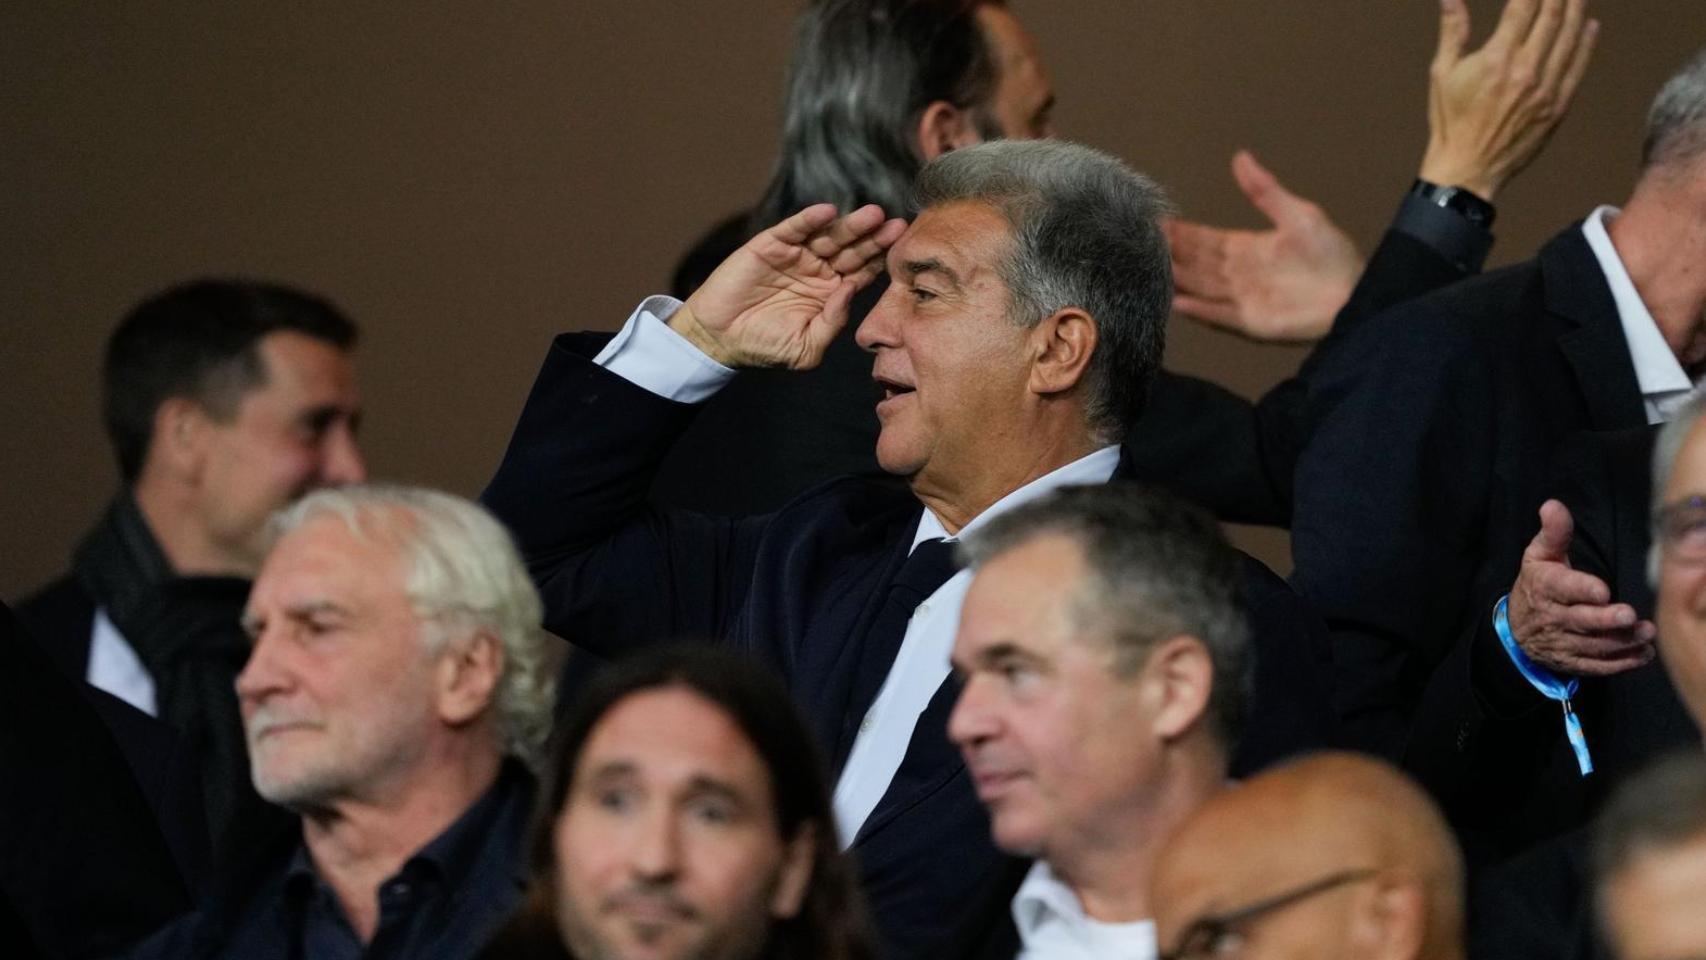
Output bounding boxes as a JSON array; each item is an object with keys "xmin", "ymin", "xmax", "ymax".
[
  {"xmin": 479, "ymin": 333, "xmax": 771, "ymax": 652},
  {"xmin": 1124, "ymin": 225, "xmax": 1471, "ymax": 528},
  {"xmin": 1290, "ymin": 296, "xmax": 1500, "ymax": 757}
]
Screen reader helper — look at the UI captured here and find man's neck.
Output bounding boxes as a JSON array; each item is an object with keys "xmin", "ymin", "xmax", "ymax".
[
  {"xmin": 1048, "ymin": 742, "xmax": 1227, "ymax": 924},
  {"xmin": 911, "ymin": 429, "xmax": 1104, "ymax": 535},
  {"xmin": 300, "ymin": 749, "xmax": 502, "ymax": 943},
  {"xmin": 131, "ymin": 480, "xmax": 254, "ymax": 578},
  {"xmin": 1609, "ymin": 174, "xmax": 1706, "ymax": 367}
]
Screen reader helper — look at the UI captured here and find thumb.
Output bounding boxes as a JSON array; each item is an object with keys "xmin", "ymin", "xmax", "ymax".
[
  {"xmin": 1230, "ymin": 150, "xmax": 1307, "ymax": 226},
  {"xmin": 1433, "ymin": 0, "xmax": 1470, "ymax": 71},
  {"xmin": 1526, "ymin": 499, "xmax": 1576, "ymax": 564}
]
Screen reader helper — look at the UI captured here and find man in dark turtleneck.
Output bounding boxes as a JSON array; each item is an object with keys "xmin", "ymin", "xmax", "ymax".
[{"xmin": 14, "ymin": 278, "xmax": 366, "ymax": 862}]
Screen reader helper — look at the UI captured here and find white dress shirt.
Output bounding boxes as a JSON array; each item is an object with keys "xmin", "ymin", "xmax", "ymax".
[
  {"xmin": 87, "ymin": 607, "xmax": 158, "ymax": 716},
  {"xmin": 1580, "ymin": 206, "xmax": 1705, "ymax": 424},
  {"xmin": 593, "ymin": 297, "xmax": 1121, "ymax": 842},
  {"xmin": 1012, "ymin": 861, "xmax": 1157, "ymax": 960}
]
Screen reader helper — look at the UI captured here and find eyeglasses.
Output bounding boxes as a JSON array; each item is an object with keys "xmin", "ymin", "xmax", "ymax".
[
  {"xmin": 1654, "ymin": 495, "xmax": 1706, "ymax": 563},
  {"xmin": 1158, "ymin": 869, "xmax": 1377, "ymax": 960}
]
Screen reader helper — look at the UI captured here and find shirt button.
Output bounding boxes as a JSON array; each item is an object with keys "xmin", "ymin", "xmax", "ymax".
[
  {"xmin": 861, "ymin": 712, "xmax": 875, "ymax": 733},
  {"xmin": 916, "ymin": 603, "xmax": 931, "ymax": 617}
]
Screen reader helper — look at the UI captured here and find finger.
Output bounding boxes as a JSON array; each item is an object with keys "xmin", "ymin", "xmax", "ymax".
[
  {"xmin": 1487, "ymin": 0, "xmax": 1541, "ymax": 52},
  {"xmin": 1555, "ymin": 601, "xmax": 1641, "ymax": 634},
  {"xmin": 1171, "ymin": 294, "xmax": 1243, "ymax": 329},
  {"xmin": 768, "ymin": 203, "xmax": 842, "ymax": 246},
  {"xmin": 1531, "ymin": 561, "xmax": 1612, "ymax": 606},
  {"xmin": 845, "ymin": 220, "xmax": 907, "ymax": 285},
  {"xmin": 1554, "ymin": 18, "xmax": 1599, "ymax": 107},
  {"xmin": 807, "ymin": 204, "xmax": 889, "ymax": 261},
  {"xmin": 1516, "ymin": 0, "xmax": 1569, "ymax": 69},
  {"xmin": 827, "ymin": 216, "xmax": 907, "ymax": 275},
  {"xmin": 1525, "ymin": 499, "xmax": 1576, "ymax": 563},
  {"xmin": 1434, "ymin": 0, "xmax": 1471, "ymax": 70},
  {"xmin": 803, "ymin": 278, "xmax": 860, "ymax": 361},
  {"xmin": 1231, "ymin": 150, "xmax": 1306, "ymax": 226},
  {"xmin": 1164, "ymin": 222, "xmax": 1235, "ymax": 299},
  {"xmin": 1536, "ymin": 0, "xmax": 1586, "ymax": 91},
  {"xmin": 1561, "ymin": 645, "xmax": 1656, "ymax": 677}
]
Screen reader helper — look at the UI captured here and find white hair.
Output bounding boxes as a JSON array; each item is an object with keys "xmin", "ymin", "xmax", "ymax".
[{"xmin": 268, "ymin": 484, "xmax": 555, "ymax": 770}]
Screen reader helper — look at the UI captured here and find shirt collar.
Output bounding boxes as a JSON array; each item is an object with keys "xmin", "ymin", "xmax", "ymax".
[
  {"xmin": 1011, "ymin": 861, "xmax": 1157, "ymax": 956},
  {"xmin": 283, "ymin": 760, "xmax": 532, "ymax": 899},
  {"xmin": 911, "ymin": 445, "xmax": 1123, "ymax": 552},
  {"xmin": 1581, "ymin": 206, "xmax": 1694, "ymax": 399}
]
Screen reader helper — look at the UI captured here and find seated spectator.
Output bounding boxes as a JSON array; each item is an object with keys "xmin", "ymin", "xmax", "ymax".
[
  {"xmin": 1469, "ymin": 390, "xmax": 1706, "ymax": 960},
  {"xmin": 483, "ymin": 643, "xmax": 875, "ymax": 960},
  {"xmin": 659, "ymin": 0, "xmax": 1595, "ymax": 527},
  {"xmin": 1593, "ymin": 752, "xmax": 1706, "ymax": 960},
  {"xmin": 1152, "ymin": 753, "xmax": 1465, "ymax": 960},
  {"xmin": 936, "ymin": 484, "xmax": 1252, "ymax": 959},
  {"xmin": 126, "ymin": 485, "xmax": 552, "ymax": 960},
  {"xmin": 13, "ymin": 278, "xmax": 366, "ymax": 853},
  {"xmin": 483, "ymin": 138, "xmax": 1330, "ymax": 956},
  {"xmin": 1293, "ymin": 42, "xmax": 1706, "ymax": 759}
]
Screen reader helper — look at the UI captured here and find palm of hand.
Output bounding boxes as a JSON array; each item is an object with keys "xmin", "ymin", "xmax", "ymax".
[
  {"xmin": 687, "ymin": 236, "xmax": 854, "ymax": 370},
  {"xmin": 1219, "ymin": 213, "xmax": 1361, "ymax": 342}
]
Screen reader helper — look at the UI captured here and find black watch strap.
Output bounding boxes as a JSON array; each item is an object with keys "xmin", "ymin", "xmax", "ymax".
[{"xmin": 1409, "ymin": 178, "xmax": 1497, "ymax": 229}]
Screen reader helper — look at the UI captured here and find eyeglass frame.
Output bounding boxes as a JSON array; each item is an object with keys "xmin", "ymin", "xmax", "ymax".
[{"xmin": 1157, "ymin": 868, "xmax": 1378, "ymax": 960}]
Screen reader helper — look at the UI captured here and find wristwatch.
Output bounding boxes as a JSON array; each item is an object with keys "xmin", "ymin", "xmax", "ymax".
[{"xmin": 1409, "ymin": 179, "xmax": 1497, "ymax": 229}]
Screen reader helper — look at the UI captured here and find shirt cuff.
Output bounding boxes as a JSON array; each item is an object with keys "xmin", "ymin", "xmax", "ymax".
[
  {"xmin": 1391, "ymin": 193, "xmax": 1495, "ymax": 274},
  {"xmin": 593, "ymin": 295, "xmax": 736, "ymax": 403}
]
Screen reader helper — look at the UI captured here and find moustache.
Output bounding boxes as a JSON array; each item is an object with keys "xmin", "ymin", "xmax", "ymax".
[{"xmin": 244, "ymin": 705, "xmax": 323, "ymax": 743}]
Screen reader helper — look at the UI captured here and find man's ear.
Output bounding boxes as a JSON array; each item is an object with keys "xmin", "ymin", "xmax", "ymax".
[
  {"xmin": 1027, "ymin": 308, "xmax": 1098, "ymax": 399},
  {"xmin": 1143, "ymin": 635, "xmax": 1214, "ymax": 741},
  {"xmin": 151, "ymin": 397, "xmax": 211, "ymax": 483},
  {"xmin": 436, "ymin": 628, "xmax": 504, "ymax": 728},
  {"xmin": 1347, "ymin": 875, "xmax": 1427, "ymax": 960},
  {"xmin": 770, "ymin": 822, "xmax": 818, "ymax": 920},
  {"xmin": 916, "ymin": 100, "xmax": 982, "ymax": 162}
]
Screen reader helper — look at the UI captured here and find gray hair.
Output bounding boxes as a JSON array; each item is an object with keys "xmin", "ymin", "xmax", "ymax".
[
  {"xmin": 913, "ymin": 139, "xmax": 1174, "ymax": 441},
  {"xmin": 1593, "ymin": 751, "xmax": 1706, "ymax": 902},
  {"xmin": 957, "ymin": 483, "xmax": 1251, "ymax": 746},
  {"xmin": 1648, "ymin": 390, "xmax": 1706, "ymax": 586},
  {"xmin": 753, "ymin": 0, "xmax": 1003, "ymax": 225},
  {"xmin": 1643, "ymin": 46, "xmax": 1706, "ymax": 171},
  {"xmin": 269, "ymin": 485, "xmax": 555, "ymax": 771}
]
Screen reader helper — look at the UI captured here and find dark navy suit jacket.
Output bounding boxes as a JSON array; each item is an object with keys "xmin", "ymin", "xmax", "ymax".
[{"xmin": 481, "ymin": 335, "xmax": 1334, "ymax": 958}]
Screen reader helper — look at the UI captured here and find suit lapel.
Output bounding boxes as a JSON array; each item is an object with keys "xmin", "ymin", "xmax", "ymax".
[{"xmin": 1543, "ymin": 227, "xmax": 1649, "ymax": 432}]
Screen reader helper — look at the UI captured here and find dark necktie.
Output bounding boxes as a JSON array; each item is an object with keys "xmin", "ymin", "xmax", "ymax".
[{"xmin": 833, "ymin": 536, "xmax": 961, "ymax": 769}]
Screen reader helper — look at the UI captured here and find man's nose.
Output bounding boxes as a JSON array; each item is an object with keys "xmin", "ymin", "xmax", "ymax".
[
  {"xmin": 855, "ymin": 283, "xmax": 904, "ymax": 352},
  {"xmin": 320, "ymin": 423, "xmax": 366, "ymax": 485},
  {"xmin": 947, "ymin": 674, "xmax": 998, "ymax": 749},
  {"xmin": 629, "ymin": 804, "xmax": 683, "ymax": 881}
]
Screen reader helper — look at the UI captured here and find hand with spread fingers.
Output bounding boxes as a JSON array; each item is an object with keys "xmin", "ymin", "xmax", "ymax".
[
  {"xmin": 1508, "ymin": 499, "xmax": 1657, "ymax": 677},
  {"xmin": 672, "ymin": 203, "xmax": 907, "ymax": 371},
  {"xmin": 1164, "ymin": 151, "xmax": 1364, "ymax": 344},
  {"xmin": 1420, "ymin": 0, "xmax": 1599, "ymax": 200}
]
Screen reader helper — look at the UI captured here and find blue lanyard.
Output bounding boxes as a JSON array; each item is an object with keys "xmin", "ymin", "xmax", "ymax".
[{"xmin": 1493, "ymin": 595, "xmax": 1594, "ymax": 776}]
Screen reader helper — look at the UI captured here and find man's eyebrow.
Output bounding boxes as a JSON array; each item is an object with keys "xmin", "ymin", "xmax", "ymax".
[
  {"xmin": 976, "ymin": 641, "xmax": 1041, "ymax": 668},
  {"xmin": 683, "ymin": 775, "xmax": 749, "ymax": 806},
  {"xmin": 899, "ymin": 257, "xmax": 961, "ymax": 288}
]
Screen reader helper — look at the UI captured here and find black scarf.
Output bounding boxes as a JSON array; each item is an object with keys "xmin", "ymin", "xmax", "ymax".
[{"xmin": 72, "ymin": 495, "xmax": 263, "ymax": 856}]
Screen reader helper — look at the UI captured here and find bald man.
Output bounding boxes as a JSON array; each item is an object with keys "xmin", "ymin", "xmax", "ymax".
[{"xmin": 1153, "ymin": 753, "xmax": 1465, "ymax": 960}]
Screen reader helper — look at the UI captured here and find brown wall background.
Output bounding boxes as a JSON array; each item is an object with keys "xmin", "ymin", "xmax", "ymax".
[{"xmin": 2, "ymin": 1, "xmax": 1698, "ymax": 598}]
